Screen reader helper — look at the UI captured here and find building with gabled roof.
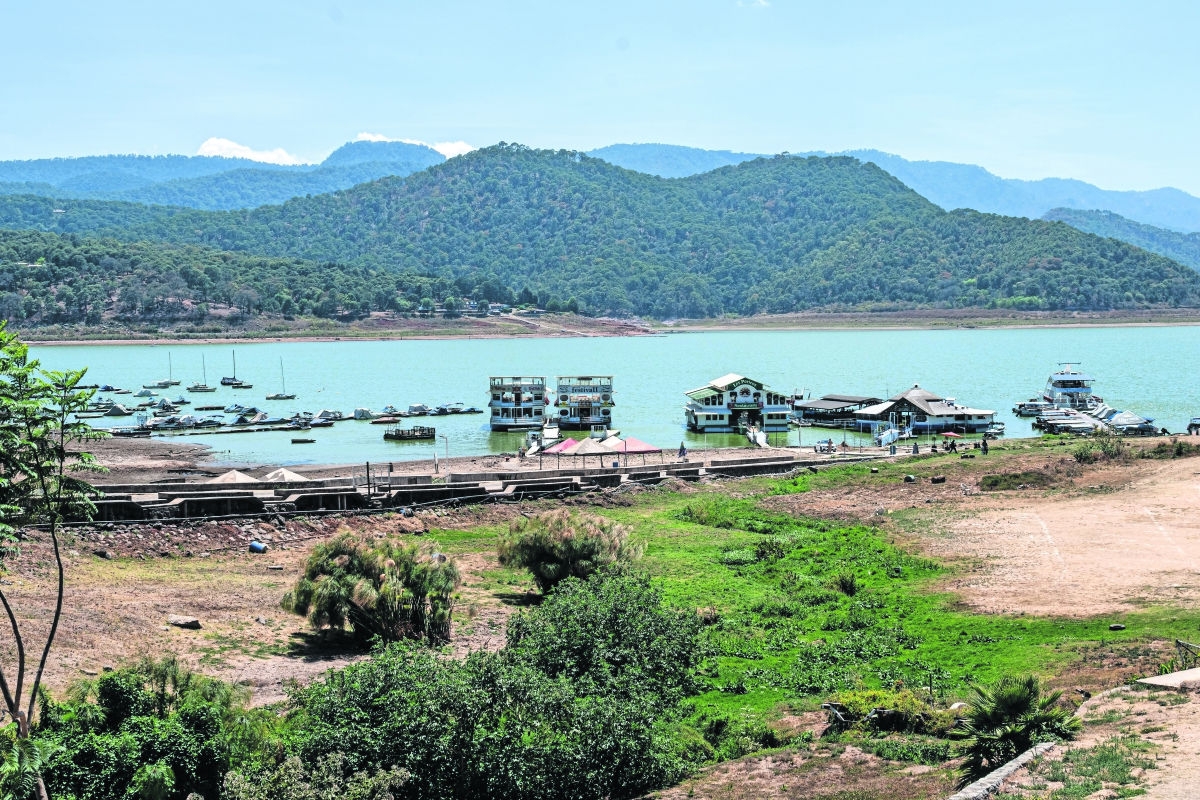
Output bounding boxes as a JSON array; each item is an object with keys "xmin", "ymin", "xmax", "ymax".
[
  {"xmin": 853, "ymin": 384, "xmax": 995, "ymax": 433},
  {"xmin": 684, "ymin": 373, "xmax": 790, "ymax": 433}
]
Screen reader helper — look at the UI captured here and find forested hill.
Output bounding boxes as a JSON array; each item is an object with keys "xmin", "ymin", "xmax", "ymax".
[
  {"xmin": 1043, "ymin": 208, "xmax": 1200, "ymax": 271},
  {"xmin": 591, "ymin": 143, "xmax": 1200, "ymax": 233},
  {"xmin": 0, "ymin": 144, "xmax": 1197, "ymax": 317}
]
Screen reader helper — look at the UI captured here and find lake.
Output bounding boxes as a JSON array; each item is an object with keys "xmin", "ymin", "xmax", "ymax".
[{"xmin": 30, "ymin": 326, "xmax": 1200, "ymax": 467}]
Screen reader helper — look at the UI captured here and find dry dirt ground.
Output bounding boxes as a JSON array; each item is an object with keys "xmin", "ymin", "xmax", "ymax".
[
  {"xmin": 998, "ymin": 685, "xmax": 1200, "ymax": 800},
  {"xmin": 0, "ymin": 506, "xmax": 527, "ymax": 707},
  {"xmin": 649, "ymin": 741, "xmax": 956, "ymax": 800}
]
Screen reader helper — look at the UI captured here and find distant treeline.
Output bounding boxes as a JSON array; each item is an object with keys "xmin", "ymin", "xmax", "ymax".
[
  {"xmin": 1, "ymin": 145, "xmax": 1198, "ymax": 318},
  {"xmin": 0, "ymin": 231, "xmax": 551, "ymax": 326}
]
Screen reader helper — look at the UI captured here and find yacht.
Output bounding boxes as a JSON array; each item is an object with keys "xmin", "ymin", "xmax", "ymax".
[
  {"xmin": 1043, "ymin": 364, "xmax": 1101, "ymax": 410},
  {"xmin": 188, "ymin": 355, "xmax": 217, "ymax": 393},
  {"xmin": 265, "ymin": 358, "xmax": 296, "ymax": 401},
  {"xmin": 221, "ymin": 350, "xmax": 245, "ymax": 386}
]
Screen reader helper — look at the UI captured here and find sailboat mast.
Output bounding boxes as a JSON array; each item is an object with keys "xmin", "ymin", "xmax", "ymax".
[
  {"xmin": 280, "ymin": 358, "xmax": 286, "ymax": 393},
  {"xmin": 168, "ymin": 352, "xmax": 172, "ymax": 381},
  {"xmin": 202, "ymin": 354, "xmax": 207, "ymax": 385},
  {"xmin": 233, "ymin": 350, "xmax": 237, "ymax": 380}
]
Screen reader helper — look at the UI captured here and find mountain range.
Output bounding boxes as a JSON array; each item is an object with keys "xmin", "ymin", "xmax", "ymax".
[
  {"xmin": 0, "ymin": 140, "xmax": 445, "ymax": 211},
  {"xmin": 588, "ymin": 144, "xmax": 1200, "ymax": 234},
  {"xmin": 1, "ymin": 144, "xmax": 1194, "ymax": 321}
]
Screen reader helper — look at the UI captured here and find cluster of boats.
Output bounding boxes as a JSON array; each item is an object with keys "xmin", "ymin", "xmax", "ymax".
[{"xmin": 1012, "ymin": 365, "xmax": 1162, "ymax": 436}]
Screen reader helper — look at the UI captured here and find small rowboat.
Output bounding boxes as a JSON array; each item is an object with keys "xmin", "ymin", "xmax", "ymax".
[{"xmin": 291, "ymin": 438, "xmax": 316, "ymax": 444}]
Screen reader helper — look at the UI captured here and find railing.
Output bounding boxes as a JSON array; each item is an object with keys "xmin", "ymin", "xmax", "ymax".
[{"xmin": 1179, "ymin": 639, "xmax": 1200, "ymax": 670}]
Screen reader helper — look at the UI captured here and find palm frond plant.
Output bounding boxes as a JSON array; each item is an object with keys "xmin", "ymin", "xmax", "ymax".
[
  {"xmin": 498, "ymin": 509, "xmax": 643, "ymax": 592},
  {"xmin": 282, "ymin": 529, "xmax": 461, "ymax": 645},
  {"xmin": 952, "ymin": 674, "xmax": 1082, "ymax": 783}
]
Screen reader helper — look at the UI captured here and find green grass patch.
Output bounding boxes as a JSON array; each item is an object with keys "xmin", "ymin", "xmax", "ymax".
[
  {"xmin": 432, "ymin": 473, "xmax": 1200, "ymax": 739},
  {"xmin": 980, "ymin": 471, "xmax": 1053, "ymax": 491}
]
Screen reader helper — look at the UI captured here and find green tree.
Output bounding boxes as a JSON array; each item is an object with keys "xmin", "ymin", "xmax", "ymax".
[
  {"xmin": 498, "ymin": 509, "xmax": 642, "ymax": 592},
  {"xmin": 0, "ymin": 322, "xmax": 107, "ymax": 799}
]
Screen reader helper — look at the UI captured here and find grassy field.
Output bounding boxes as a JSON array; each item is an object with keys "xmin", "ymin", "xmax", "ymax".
[{"xmin": 432, "ymin": 465, "xmax": 1200, "ymax": 734}]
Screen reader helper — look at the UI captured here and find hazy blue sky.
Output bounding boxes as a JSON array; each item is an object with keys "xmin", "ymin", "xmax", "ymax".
[{"xmin": 5, "ymin": 1, "xmax": 1198, "ymax": 193}]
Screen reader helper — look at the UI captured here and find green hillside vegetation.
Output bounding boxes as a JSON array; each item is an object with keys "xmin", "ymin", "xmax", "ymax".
[
  {"xmin": 595, "ymin": 143, "xmax": 1200, "ymax": 232},
  {"xmin": 0, "ymin": 230, "xmax": 491, "ymax": 327},
  {"xmin": 0, "ymin": 140, "xmax": 446, "ymax": 211},
  {"xmin": 0, "ymin": 144, "xmax": 1197, "ymax": 318},
  {"xmin": 1043, "ymin": 207, "xmax": 1200, "ymax": 270}
]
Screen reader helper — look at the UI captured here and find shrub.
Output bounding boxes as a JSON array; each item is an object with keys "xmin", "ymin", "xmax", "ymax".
[
  {"xmin": 1139, "ymin": 439, "xmax": 1199, "ymax": 459},
  {"xmin": 952, "ymin": 674, "xmax": 1082, "ymax": 783},
  {"xmin": 224, "ymin": 753, "xmax": 410, "ymax": 800},
  {"xmin": 282, "ymin": 529, "xmax": 461, "ymax": 644},
  {"xmin": 39, "ymin": 658, "xmax": 252, "ymax": 800},
  {"xmin": 1072, "ymin": 435, "xmax": 1128, "ymax": 465},
  {"xmin": 505, "ymin": 569, "xmax": 707, "ymax": 707},
  {"xmin": 263, "ymin": 572, "xmax": 704, "ymax": 800},
  {"xmin": 498, "ymin": 509, "xmax": 642, "ymax": 592},
  {"xmin": 832, "ymin": 572, "xmax": 860, "ymax": 596}
]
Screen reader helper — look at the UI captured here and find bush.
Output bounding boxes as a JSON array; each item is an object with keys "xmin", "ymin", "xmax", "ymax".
[
  {"xmin": 1072, "ymin": 435, "xmax": 1128, "ymax": 465},
  {"xmin": 257, "ymin": 571, "xmax": 705, "ymax": 800},
  {"xmin": 1139, "ymin": 439, "xmax": 1199, "ymax": 459},
  {"xmin": 952, "ymin": 674, "xmax": 1082, "ymax": 783},
  {"xmin": 505, "ymin": 569, "xmax": 707, "ymax": 708},
  {"xmin": 282, "ymin": 529, "xmax": 461, "ymax": 644},
  {"xmin": 832, "ymin": 572, "xmax": 860, "ymax": 596},
  {"xmin": 224, "ymin": 753, "xmax": 410, "ymax": 800},
  {"xmin": 39, "ymin": 658, "xmax": 255, "ymax": 800},
  {"xmin": 498, "ymin": 509, "xmax": 642, "ymax": 592}
]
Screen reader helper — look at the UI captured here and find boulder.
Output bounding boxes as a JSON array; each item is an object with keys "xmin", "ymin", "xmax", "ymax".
[
  {"xmin": 167, "ymin": 615, "xmax": 201, "ymax": 630},
  {"xmin": 93, "ymin": 549, "xmax": 116, "ymax": 560}
]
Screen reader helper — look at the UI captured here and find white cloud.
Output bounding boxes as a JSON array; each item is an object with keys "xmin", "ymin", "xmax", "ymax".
[
  {"xmin": 196, "ymin": 137, "xmax": 305, "ymax": 165},
  {"xmin": 356, "ymin": 132, "xmax": 475, "ymax": 159}
]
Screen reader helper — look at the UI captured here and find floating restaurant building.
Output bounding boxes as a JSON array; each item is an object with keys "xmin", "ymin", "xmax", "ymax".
[
  {"xmin": 488, "ymin": 376, "xmax": 547, "ymax": 431},
  {"xmin": 553, "ymin": 376, "xmax": 615, "ymax": 431},
  {"xmin": 853, "ymin": 384, "xmax": 995, "ymax": 433},
  {"xmin": 685, "ymin": 373, "xmax": 791, "ymax": 433}
]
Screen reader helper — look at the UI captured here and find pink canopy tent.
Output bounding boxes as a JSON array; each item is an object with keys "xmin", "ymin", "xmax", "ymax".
[
  {"xmin": 606, "ymin": 436, "xmax": 663, "ymax": 466},
  {"xmin": 542, "ymin": 437, "xmax": 579, "ymax": 468},
  {"xmin": 543, "ymin": 438, "xmax": 578, "ymax": 454}
]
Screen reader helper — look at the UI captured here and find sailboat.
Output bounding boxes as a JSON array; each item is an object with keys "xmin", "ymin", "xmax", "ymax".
[
  {"xmin": 165, "ymin": 353, "xmax": 180, "ymax": 386},
  {"xmin": 266, "ymin": 358, "xmax": 296, "ymax": 400},
  {"xmin": 222, "ymin": 350, "xmax": 252, "ymax": 387},
  {"xmin": 187, "ymin": 354, "xmax": 217, "ymax": 392}
]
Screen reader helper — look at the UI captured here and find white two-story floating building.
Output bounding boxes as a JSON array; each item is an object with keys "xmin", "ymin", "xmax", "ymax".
[
  {"xmin": 553, "ymin": 376, "xmax": 615, "ymax": 431},
  {"xmin": 488, "ymin": 376, "xmax": 546, "ymax": 431},
  {"xmin": 684, "ymin": 373, "xmax": 791, "ymax": 433}
]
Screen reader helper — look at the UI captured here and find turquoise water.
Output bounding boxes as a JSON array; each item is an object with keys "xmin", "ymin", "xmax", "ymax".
[{"xmin": 30, "ymin": 327, "xmax": 1200, "ymax": 467}]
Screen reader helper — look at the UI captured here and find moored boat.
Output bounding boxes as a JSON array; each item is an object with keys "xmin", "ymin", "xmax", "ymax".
[{"xmin": 384, "ymin": 425, "xmax": 436, "ymax": 441}]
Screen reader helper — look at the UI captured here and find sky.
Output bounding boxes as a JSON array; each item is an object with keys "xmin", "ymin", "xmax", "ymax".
[{"xmin": 4, "ymin": 1, "xmax": 1199, "ymax": 193}]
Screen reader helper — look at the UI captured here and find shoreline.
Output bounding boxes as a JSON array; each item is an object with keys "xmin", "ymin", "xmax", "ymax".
[{"xmin": 25, "ymin": 317, "xmax": 1200, "ymax": 345}]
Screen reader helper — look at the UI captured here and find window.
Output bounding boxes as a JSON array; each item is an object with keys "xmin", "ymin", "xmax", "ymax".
[
  {"xmin": 492, "ymin": 394, "xmax": 501, "ymax": 401},
  {"xmin": 533, "ymin": 394, "xmax": 542, "ymax": 402},
  {"xmin": 560, "ymin": 394, "xmax": 568, "ymax": 402}
]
